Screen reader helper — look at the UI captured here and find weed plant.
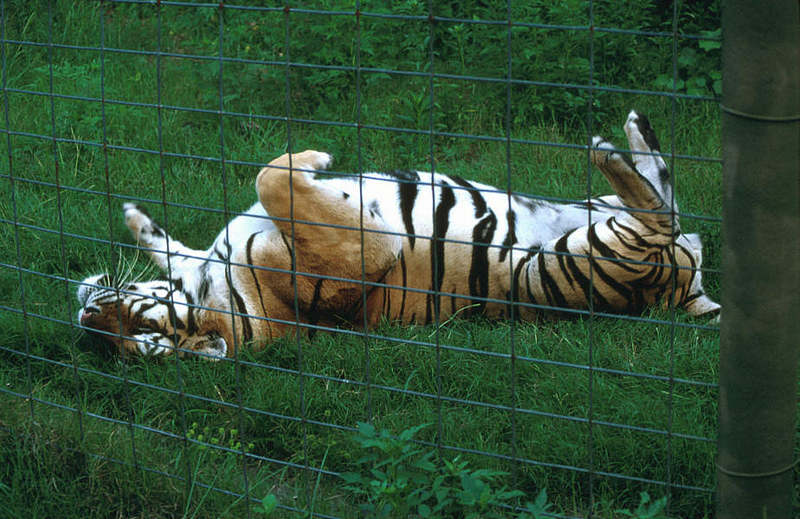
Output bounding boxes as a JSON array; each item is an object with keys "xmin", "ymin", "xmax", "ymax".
[
  {"xmin": 340, "ymin": 422, "xmax": 526, "ymax": 518},
  {"xmin": 1, "ymin": 2, "xmax": 792, "ymax": 519}
]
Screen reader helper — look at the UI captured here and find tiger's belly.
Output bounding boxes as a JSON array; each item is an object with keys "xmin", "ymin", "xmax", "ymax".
[{"xmin": 365, "ymin": 236, "xmax": 522, "ymax": 325}]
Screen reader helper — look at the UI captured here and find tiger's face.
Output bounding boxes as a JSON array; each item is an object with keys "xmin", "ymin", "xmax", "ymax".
[{"xmin": 76, "ymin": 274, "xmax": 228, "ymax": 358}]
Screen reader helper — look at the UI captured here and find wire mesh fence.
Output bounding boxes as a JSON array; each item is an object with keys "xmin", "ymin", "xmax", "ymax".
[{"xmin": 0, "ymin": 1, "xmax": 741, "ymax": 518}]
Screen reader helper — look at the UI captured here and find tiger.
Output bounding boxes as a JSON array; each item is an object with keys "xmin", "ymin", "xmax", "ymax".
[{"xmin": 76, "ymin": 111, "xmax": 720, "ymax": 358}]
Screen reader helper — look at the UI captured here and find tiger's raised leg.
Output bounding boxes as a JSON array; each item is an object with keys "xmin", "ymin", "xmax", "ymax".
[
  {"xmin": 255, "ymin": 150, "xmax": 402, "ymax": 318},
  {"xmin": 519, "ymin": 111, "xmax": 720, "ymax": 318},
  {"xmin": 123, "ymin": 202, "xmax": 207, "ymax": 276}
]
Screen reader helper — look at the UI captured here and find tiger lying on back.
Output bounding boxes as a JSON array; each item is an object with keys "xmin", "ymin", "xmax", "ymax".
[{"xmin": 77, "ymin": 111, "xmax": 720, "ymax": 358}]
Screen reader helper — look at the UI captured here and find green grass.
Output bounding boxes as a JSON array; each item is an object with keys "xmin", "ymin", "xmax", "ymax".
[
  {"xmin": 2, "ymin": 2, "xmax": 792, "ymax": 519},
  {"xmin": 1, "ymin": 317, "xmax": 721, "ymax": 518}
]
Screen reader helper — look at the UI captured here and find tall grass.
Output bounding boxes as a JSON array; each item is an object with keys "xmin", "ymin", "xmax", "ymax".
[{"xmin": 1, "ymin": 2, "xmax": 777, "ymax": 519}]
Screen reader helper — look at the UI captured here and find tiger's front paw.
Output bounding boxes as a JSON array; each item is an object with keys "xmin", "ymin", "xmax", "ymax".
[{"xmin": 123, "ymin": 203, "xmax": 163, "ymax": 245}]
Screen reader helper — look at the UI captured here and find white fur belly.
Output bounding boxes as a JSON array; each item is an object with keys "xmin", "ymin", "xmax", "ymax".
[{"xmin": 210, "ymin": 203, "xmax": 278, "ymax": 253}]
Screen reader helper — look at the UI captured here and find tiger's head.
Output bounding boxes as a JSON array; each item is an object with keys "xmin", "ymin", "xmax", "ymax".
[{"xmin": 76, "ymin": 274, "xmax": 228, "ymax": 359}]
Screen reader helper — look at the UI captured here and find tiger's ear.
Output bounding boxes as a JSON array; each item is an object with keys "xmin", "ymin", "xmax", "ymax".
[{"xmin": 188, "ymin": 335, "xmax": 228, "ymax": 360}]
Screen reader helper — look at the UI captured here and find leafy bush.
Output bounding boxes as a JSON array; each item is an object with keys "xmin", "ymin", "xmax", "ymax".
[
  {"xmin": 339, "ymin": 422, "xmax": 676, "ymax": 518},
  {"xmin": 652, "ymin": 29, "xmax": 721, "ymax": 96},
  {"xmin": 340, "ymin": 422, "xmax": 531, "ymax": 518},
  {"xmin": 139, "ymin": 0, "xmax": 720, "ymax": 129},
  {"xmin": 615, "ymin": 492, "xmax": 669, "ymax": 519}
]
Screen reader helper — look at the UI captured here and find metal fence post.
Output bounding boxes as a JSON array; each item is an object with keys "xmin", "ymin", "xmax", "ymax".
[{"xmin": 717, "ymin": 1, "xmax": 800, "ymax": 518}]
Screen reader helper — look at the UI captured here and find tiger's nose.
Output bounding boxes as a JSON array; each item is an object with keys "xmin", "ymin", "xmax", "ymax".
[{"xmin": 79, "ymin": 306, "xmax": 100, "ymax": 325}]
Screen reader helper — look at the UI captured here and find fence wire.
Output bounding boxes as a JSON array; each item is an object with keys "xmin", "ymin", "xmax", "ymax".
[{"xmin": 0, "ymin": 1, "xmax": 728, "ymax": 518}]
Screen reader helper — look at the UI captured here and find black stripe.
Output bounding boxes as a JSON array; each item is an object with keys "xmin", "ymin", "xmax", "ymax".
[
  {"xmin": 230, "ymin": 288, "xmax": 252, "ymax": 343},
  {"xmin": 554, "ymin": 231, "xmax": 616, "ymax": 312},
  {"xmin": 398, "ymin": 172, "xmax": 420, "ymax": 250},
  {"xmin": 449, "ymin": 175, "xmax": 487, "ymax": 217},
  {"xmin": 386, "ymin": 169, "xmax": 420, "ymax": 182},
  {"xmin": 638, "ymin": 250, "xmax": 666, "ymax": 286},
  {"xmin": 184, "ymin": 292, "xmax": 198, "ymax": 335},
  {"xmin": 246, "ymin": 232, "xmax": 271, "ymax": 330},
  {"xmin": 663, "ymin": 246, "xmax": 682, "ymax": 306},
  {"xmin": 126, "ymin": 296, "xmax": 151, "ymax": 322},
  {"xmin": 588, "ymin": 256, "xmax": 635, "ymax": 312},
  {"xmin": 513, "ymin": 194, "xmax": 543, "ymax": 214},
  {"xmin": 383, "ymin": 286, "xmax": 391, "ymax": 317},
  {"xmin": 634, "ymin": 114, "xmax": 661, "ymax": 152},
  {"xmin": 507, "ymin": 244, "xmax": 538, "ymax": 321},
  {"xmin": 499, "ymin": 210, "xmax": 517, "ymax": 262},
  {"xmin": 135, "ymin": 311, "xmax": 174, "ymax": 341},
  {"xmin": 524, "ymin": 265, "xmax": 536, "ymax": 305},
  {"xmin": 225, "ymin": 268, "xmax": 253, "ymax": 343},
  {"xmin": 619, "ymin": 149, "xmax": 638, "ymax": 172},
  {"xmin": 630, "ymin": 207, "xmax": 672, "ymax": 235},
  {"xmin": 512, "ymin": 248, "xmax": 537, "ymax": 305},
  {"xmin": 135, "ymin": 301, "xmax": 158, "ymax": 315},
  {"xmin": 588, "ymin": 223, "xmax": 640, "ymax": 273},
  {"xmin": 307, "ymin": 279, "xmax": 325, "ymax": 339},
  {"xmin": 467, "ymin": 211, "xmax": 497, "ymax": 315},
  {"xmin": 197, "ymin": 277, "xmax": 210, "ymax": 302},
  {"xmin": 165, "ymin": 301, "xmax": 186, "ymax": 330},
  {"xmin": 398, "ymin": 251, "xmax": 408, "ymax": 320},
  {"xmin": 214, "ymin": 246, "xmax": 227, "ymax": 261},
  {"xmin": 553, "ymin": 233, "xmax": 576, "ymax": 287},
  {"xmin": 94, "ymin": 293, "xmax": 119, "ymax": 305},
  {"xmin": 375, "ymin": 264, "xmax": 393, "ymax": 319},
  {"xmin": 430, "ymin": 181, "xmax": 456, "ymax": 320},
  {"xmin": 145, "ymin": 319, "xmax": 162, "ymax": 334},
  {"xmin": 681, "ymin": 291, "xmax": 704, "ymax": 305},
  {"xmin": 658, "ymin": 165, "xmax": 670, "ymax": 183},
  {"xmin": 150, "ymin": 222, "xmax": 166, "ymax": 238},
  {"xmin": 133, "ymin": 204, "xmax": 151, "ymax": 218},
  {"xmin": 609, "ymin": 219, "xmax": 651, "ymax": 250},
  {"xmin": 537, "ymin": 252, "xmax": 569, "ymax": 309},
  {"xmin": 425, "ymin": 293, "xmax": 432, "ymax": 325}
]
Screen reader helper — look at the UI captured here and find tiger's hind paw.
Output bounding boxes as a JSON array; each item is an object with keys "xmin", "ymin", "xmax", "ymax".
[
  {"xmin": 683, "ymin": 294, "xmax": 721, "ymax": 323},
  {"xmin": 590, "ymin": 136, "xmax": 618, "ymax": 167},
  {"xmin": 294, "ymin": 150, "xmax": 333, "ymax": 174}
]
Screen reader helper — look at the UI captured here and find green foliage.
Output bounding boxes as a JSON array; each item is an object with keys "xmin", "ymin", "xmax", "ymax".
[
  {"xmin": 615, "ymin": 492, "xmax": 669, "ymax": 519},
  {"xmin": 185, "ymin": 421, "xmax": 252, "ymax": 454},
  {"xmin": 114, "ymin": 0, "xmax": 722, "ymax": 129},
  {"xmin": 653, "ymin": 29, "xmax": 722, "ymax": 97},
  {"xmin": 181, "ymin": 423, "xmax": 256, "ymax": 519},
  {"xmin": 254, "ymin": 494, "xmax": 278, "ymax": 516},
  {"xmin": 522, "ymin": 489, "xmax": 553, "ymax": 519},
  {"xmin": 341, "ymin": 422, "xmax": 535, "ymax": 518}
]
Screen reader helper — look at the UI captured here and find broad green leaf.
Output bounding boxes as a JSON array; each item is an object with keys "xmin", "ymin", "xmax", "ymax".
[
  {"xmin": 339, "ymin": 472, "xmax": 364, "ymax": 484},
  {"xmin": 356, "ymin": 421, "xmax": 376, "ymax": 438},
  {"xmin": 259, "ymin": 494, "xmax": 277, "ymax": 516}
]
